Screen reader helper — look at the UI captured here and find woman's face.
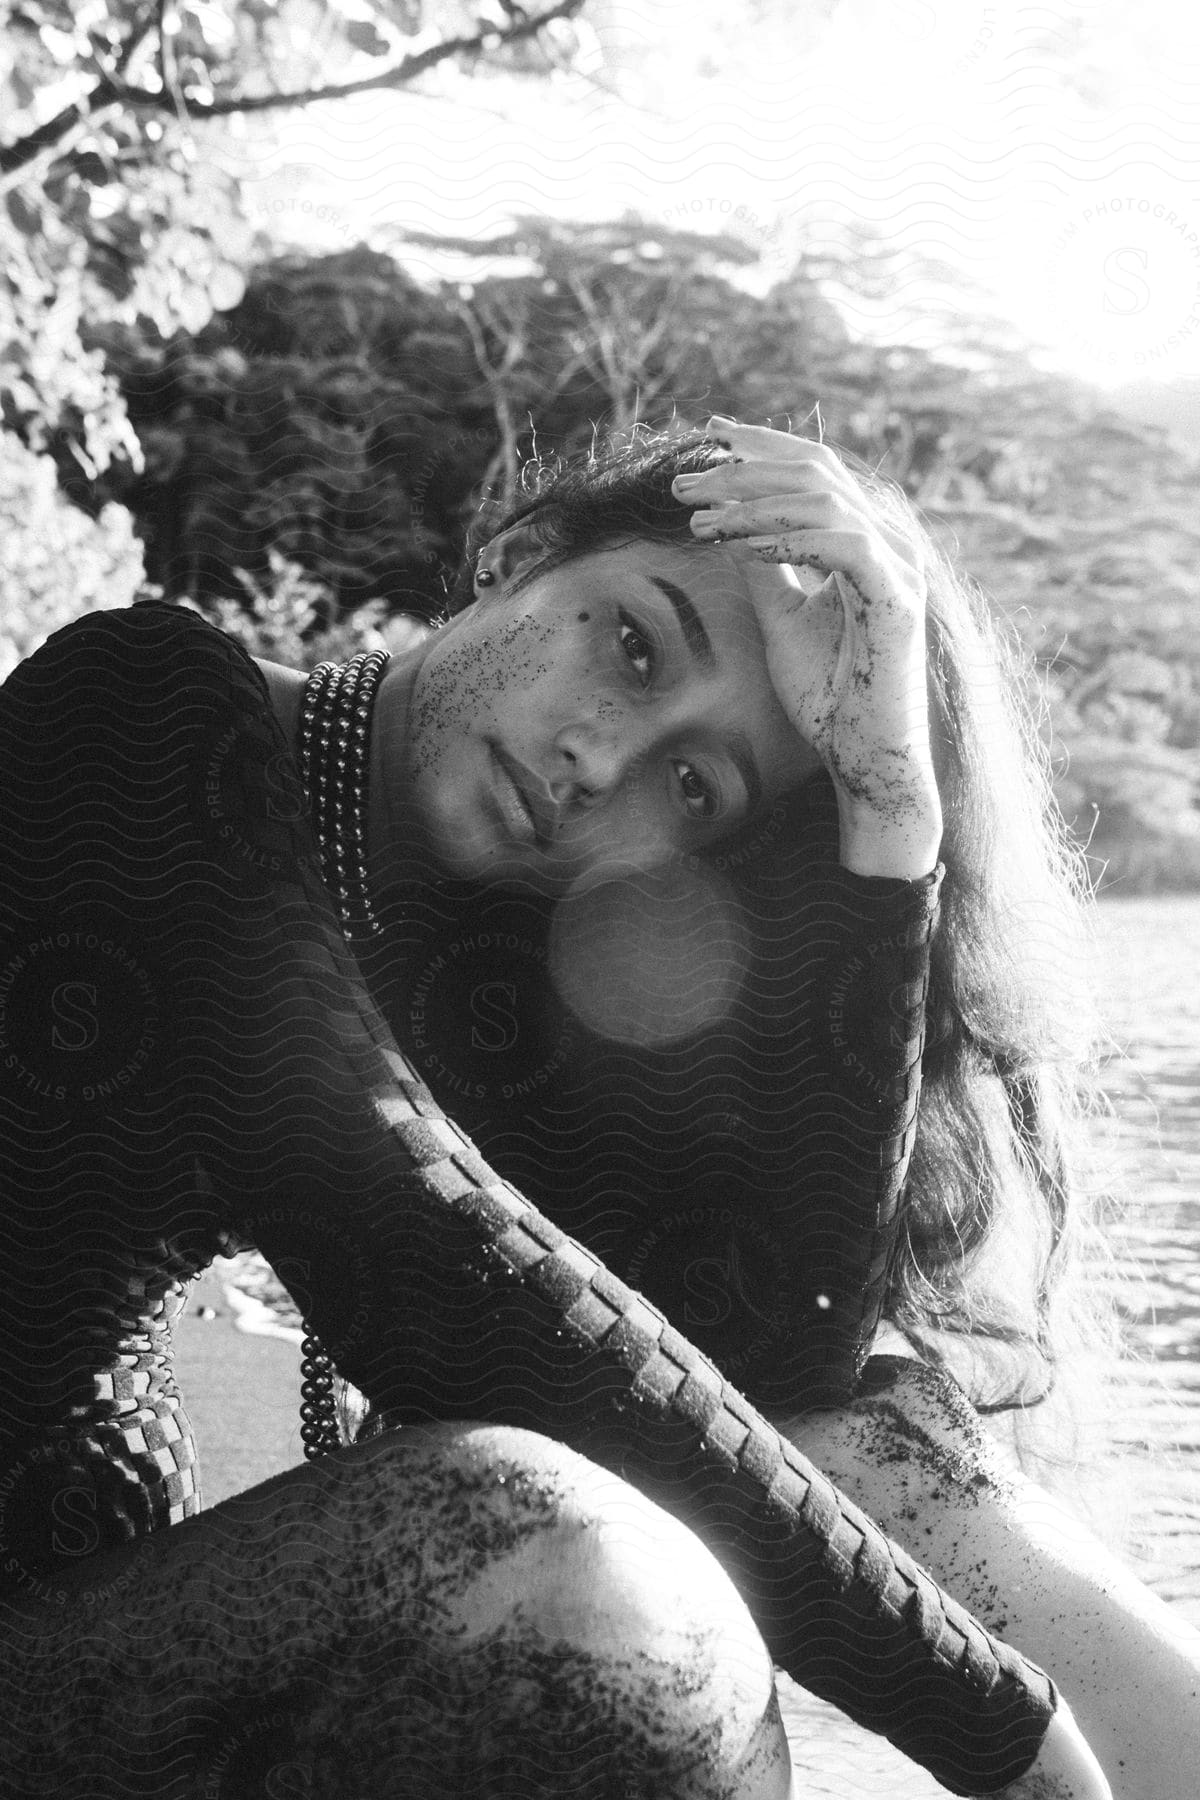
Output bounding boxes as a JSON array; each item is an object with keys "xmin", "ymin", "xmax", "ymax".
[{"xmin": 382, "ymin": 539, "xmax": 822, "ymax": 893}]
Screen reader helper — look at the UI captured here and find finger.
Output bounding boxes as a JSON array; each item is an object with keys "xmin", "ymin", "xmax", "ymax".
[
  {"xmin": 693, "ymin": 496, "xmax": 924, "ymax": 582},
  {"xmin": 690, "ymin": 493, "xmax": 848, "ymax": 540},
  {"xmin": 674, "ymin": 457, "xmax": 862, "ymax": 509},
  {"xmin": 675, "ymin": 461, "xmax": 923, "ymax": 567},
  {"xmin": 694, "ymin": 426, "xmax": 927, "ymax": 565},
  {"xmin": 688, "ymin": 494, "xmax": 922, "ymax": 584},
  {"xmin": 704, "ymin": 418, "xmax": 845, "ymax": 476},
  {"xmin": 740, "ymin": 529, "xmax": 919, "ymax": 616}
]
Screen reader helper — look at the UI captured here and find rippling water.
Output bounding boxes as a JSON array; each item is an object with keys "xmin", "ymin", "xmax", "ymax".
[{"xmin": 1092, "ymin": 896, "xmax": 1200, "ymax": 1625}]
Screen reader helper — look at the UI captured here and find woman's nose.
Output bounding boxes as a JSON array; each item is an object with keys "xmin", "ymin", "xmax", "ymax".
[{"xmin": 549, "ymin": 720, "xmax": 637, "ymax": 807}]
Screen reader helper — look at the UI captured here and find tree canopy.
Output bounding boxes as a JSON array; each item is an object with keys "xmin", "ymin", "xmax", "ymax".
[{"xmin": 1, "ymin": 0, "xmax": 589, "ymax": 481}]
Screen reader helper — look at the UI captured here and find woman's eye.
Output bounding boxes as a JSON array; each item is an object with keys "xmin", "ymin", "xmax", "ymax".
[
  {"xmin": 618, "ymin": 615, "xmax": 655, "ymax": 686},
  {"xmin": 674, "ymin": 761, "xmax": 718, "ymax": 820}
]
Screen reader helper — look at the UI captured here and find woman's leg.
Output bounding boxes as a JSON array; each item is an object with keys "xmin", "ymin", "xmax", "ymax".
[{"xmin": 0, "ymin": 1423, "xmax": 794, "ymax": 1800}]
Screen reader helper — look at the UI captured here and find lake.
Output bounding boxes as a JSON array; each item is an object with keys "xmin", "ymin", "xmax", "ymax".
[{"xmin": 1091, "ymin": 895, "xmax": 1200, "ymax": 1624}]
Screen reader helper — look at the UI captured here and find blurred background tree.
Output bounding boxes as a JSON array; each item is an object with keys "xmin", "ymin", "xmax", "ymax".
[{"xmin": 0, "ymin": 0, "xmax": 587, "ymax": 661}]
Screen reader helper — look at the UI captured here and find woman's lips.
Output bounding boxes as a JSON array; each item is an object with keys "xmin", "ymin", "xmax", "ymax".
[{"xmin": 489, "ymin": 745, "xmax": 541, "ymax": 847}]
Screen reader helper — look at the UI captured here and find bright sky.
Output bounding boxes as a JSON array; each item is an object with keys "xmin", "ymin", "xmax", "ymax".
[{"xmin": 217, "ymin": 0, "xmax": 1200, "ymax": 395}]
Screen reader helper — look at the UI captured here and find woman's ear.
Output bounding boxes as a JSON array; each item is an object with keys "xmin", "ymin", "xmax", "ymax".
[{"xmin": 474, "ymin": 521, "xmax": 543, "ymax": 591}]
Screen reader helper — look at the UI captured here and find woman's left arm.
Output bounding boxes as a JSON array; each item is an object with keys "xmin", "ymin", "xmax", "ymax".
[
  {"xmin": 675, "ymin": 417, "xmax": 942, "ymax": 880},
  {"xmin": 783, "ymin": 1355, "xmax": 1200, "ymax": 1800}
]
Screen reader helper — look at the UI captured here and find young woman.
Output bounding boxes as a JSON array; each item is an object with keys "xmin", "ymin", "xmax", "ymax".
[
  {"xmin": 0, "ymin": 415, "xmax": 1121, "ymax": 1798},
  {"xmin": 361, "ymin": 417, "xmax": 1200, "ymax": 1799}
]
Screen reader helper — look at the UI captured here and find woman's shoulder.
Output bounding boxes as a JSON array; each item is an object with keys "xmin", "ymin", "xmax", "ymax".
[
  {"xmin": 0, "ymin": 595, "xmax": 317, "ymax": 913},
  {"xmin": 0, "ymin": 598, "xmax": 286, "ymax": 850},
  {"xmin": 2, "ymin": 598, "xmax": 270, "ymax": 736},
  {"xmin": 11, "ymin": 597, "xmax": 258, "ymax": 682}
]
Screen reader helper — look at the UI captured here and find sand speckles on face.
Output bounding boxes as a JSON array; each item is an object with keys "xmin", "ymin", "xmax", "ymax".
[{"xmin": 411, "ymin": 616, "xmax": 560, "ymax": 775}]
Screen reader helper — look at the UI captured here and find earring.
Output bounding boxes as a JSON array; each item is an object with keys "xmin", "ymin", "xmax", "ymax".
[{"xmin": 475, "ymin": 564, "xmax": 497, "ymax": 588}]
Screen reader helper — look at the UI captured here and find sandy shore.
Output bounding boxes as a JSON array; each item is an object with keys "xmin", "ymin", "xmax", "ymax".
[{"xmin": 172, "ymin": 1261, "xmax": 305, "ymax": 1508}]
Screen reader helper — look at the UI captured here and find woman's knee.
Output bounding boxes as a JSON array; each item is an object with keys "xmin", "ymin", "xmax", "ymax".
[
  {"xmin": 343, "ymin": 1422, "xmax": 792, "ymax": 1796},
  {"xmin": 349, "ymin": 1420, "xmax": 766, "ymax": 1654}
]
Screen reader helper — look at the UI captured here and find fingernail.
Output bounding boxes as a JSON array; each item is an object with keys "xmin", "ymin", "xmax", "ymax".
[
  {"xmin": 672, "ymin": 473, "xmax": 707, "ymax": 492},
  {"xmin": 706, "ymin": 414, "xmax": 738, "ymax": 433}
]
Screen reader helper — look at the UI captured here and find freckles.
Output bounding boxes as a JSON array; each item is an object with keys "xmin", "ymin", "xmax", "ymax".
[{"xmin": 409, "ymin": 617, "xmax": 556, "ymax": 771}]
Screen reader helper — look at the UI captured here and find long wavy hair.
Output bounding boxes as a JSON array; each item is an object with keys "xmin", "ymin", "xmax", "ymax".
[{"xmin": 434, "ymin": 423, "xmax": 1119, "ymax": 1497}]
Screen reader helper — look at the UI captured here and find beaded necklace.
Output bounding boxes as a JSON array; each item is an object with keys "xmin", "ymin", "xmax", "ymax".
[{"xmin": 295, "ymin": 647, "xmax": 391, "ymax": 1457}]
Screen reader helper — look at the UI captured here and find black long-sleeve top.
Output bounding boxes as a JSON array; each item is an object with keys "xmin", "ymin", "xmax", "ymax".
[{"xmin": 0, "ymin": 601, "xmax": 1055, "ymax": 1793}]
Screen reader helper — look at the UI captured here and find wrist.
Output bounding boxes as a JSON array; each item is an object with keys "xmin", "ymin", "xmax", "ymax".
[{"xmin": 835, "ymin": 792, "xmax": 943, "ymax": 881}]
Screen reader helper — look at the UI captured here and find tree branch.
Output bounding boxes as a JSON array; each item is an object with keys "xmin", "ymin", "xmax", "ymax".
[
  {"xmin": 156, "ymin": 0, "xmax": 173, "ymax": 108},
  {"xmin": 0, "ymin": 98, "xmax": 117, "ymax": 189},
  {"xmin": 140, "ymin": 0, "xmax": 586, "ymax": 117},
  {"xmin": 0, "ymin": 0, "xmax": 585, "ymax": 181},
  {"xmin": 455, "ymin": 297, "xmax": 529, "ymax": 507},
  {"xmin": 0, "ymin": 0, "xmax": 161, "ymax": 185}
]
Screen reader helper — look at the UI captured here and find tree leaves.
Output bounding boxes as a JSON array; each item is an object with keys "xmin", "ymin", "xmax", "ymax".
[
  {"xmin": 343, "ymin": 17, "xmax": 394, "ymax": 58},
  {"xmin": 0, "ymin": 432, "xmax": 145, "ymax": 678}
]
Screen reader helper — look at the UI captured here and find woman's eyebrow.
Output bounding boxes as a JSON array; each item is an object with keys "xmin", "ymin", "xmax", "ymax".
[{"xmin": 647, "ymin": 576, "xmax": 717, "ymax": 671}]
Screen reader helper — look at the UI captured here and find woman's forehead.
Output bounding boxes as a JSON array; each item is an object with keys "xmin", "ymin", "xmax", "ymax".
[{"xmin": 566, "ymin": 541, "xmax": 764, "ymax": 641}]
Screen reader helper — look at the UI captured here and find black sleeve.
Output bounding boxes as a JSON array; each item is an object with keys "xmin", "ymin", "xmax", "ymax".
[
  {"xmin": 387, "ymin": 840, "xmax": 940, "ymax": 1421},
  {"xmin": 0, "ymin": 603, "xmax": 1054, "ymax": 1795}
]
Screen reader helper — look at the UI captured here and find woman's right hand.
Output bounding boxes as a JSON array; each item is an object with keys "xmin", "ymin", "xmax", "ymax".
[
  {"xmin": 1007, "ymin": 1699, "xmax": 1112, "ymax": 1800},
  {"xmin": 674, "ymin": 418, "xmax": 943, "ymax": 880}
]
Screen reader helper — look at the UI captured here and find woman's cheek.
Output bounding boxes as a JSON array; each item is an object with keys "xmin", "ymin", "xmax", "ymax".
[{"xmin": 612, "ymin": 775, "xmax": 680, "ymax": 867}]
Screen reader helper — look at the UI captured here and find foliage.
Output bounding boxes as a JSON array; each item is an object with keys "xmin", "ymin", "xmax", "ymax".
[
  {"xmin": 184, "ymin": 548, "xmax": 432, "ymax": 671},
  {"xmin": 83, "ymin": 219, "xmax": 853, "ymax": 618},
  {"xmin": 84, "ymin": 244, "xmax": 490, "ymax": 615},
  {"xmin": 2, "ymin": 1, "xmax": 590, "ymax": 169},
  {"xmin": 0, "ymin": 0, "xmax": 595, "ymax": 697},
  {"xmin": 0, "ymin": 0, "xmax": 590, "ymax": 511},
  {"xmin": 394, "ymin": 214, "xmax": 848, "ymax": 485},
  {"xmin": 919, "ymin": 400, "xmax": 1200, "ymax": 892},
  {"xmin": 0, "ymin": 431, "xmax": 145, "ymax": 678},
  {"xmin": 1, "ymin": 2, "xmax": 259, "ymax": 486}
]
